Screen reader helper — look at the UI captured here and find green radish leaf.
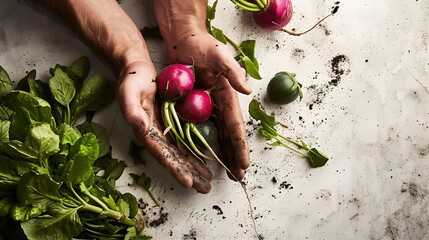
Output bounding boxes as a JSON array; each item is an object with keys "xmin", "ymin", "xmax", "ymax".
[
  {"xmin": 240, "ymin": 40, "xmax": 259, "ymax": 70},
  {"xmin": 212, "ymin": 27, "xmax": 227, "ymax": 44},
  {"xmin": 307, "ymin": 148, "xmax": 329, "ymax": 168},
  {"xmin": 58, "ymin": 124, "xmax": 81, "ymax": 156},
  {"xmin": 259, "ymin": 129, "xmax": 276, "ymax": 140},
  {"xmin": 102, "ymin": 195, "xmax": 119, "ymax": 211},
  {"xmin": 67, "ymin": 56, "xmax": 90, "ymax": 83},
  {"xmin": 0, "ymin": 104, "xmax": 13, "ymax": 120},
  {"xmin": 70, "ymin": 74, "xmax": 115, "ymax": 122},
  {"xmin": 49, "ymin": 68, "xmax": 76, "ymax": 107},
  {"xmin": 116, "ymin": 198, "xmax": 131, "ymax": 218},
  {"xmin": 49, "ymin": 64, "xmax": 67, "ymax": 77},
  {"xmin": 241, "ymin": 56, "xmax": 261, "ymax": 79},
  {"xmin": 0, "ymin": 66, "xmax": 13, "ymax": 98},
  {"xmin": 120, "ymin": 193, "xmax": 138, "ymax": 218},
  {"xmin": 16, "ymin": 172, "xmax": 61, "ymax": 212},
  {"xmin": 76, "ymin": 122, "xmax": 110, "ymax": 158},
  {"xmin": 10, "ymin": 204, "xmax": 42, "ymax": 222},
  {"xmin": 63, "ymin": 133, "xmax": 98, "ymax": 186},
  {"xmin": 94, "ymin": 156, "xmax": 127, "ymax": 181},
  {"xmin": 28, "ymin": 78, "xmax": 50, "ymax": 100},
  {"xmin": 248, "ymin": 99, "xmax": 277, "ymax": 127},
  {"xmin": 21, "ymin": 203, "xmax": 83, "ymax": 239},
  {"xmin": 129, "ymin": 140, "xmax": 147, "ymax": 165},
  {"xmin": 3, "ymin": 140, "xmax": 38, "ymax": 162},
  {"xmin": 268, "ymin": 140, "xmax": 282, "ymax": 147},
  {"xmin": 16, "ymin": 69, "xmax": 37, "ymax": 92},
  {"xmin": 4, "ymin": 91, "xmax": 52, "ymax": 124},
  {"xmin": 0, "ymin": 197, "xmax": 15, "ymax": 217},
  {"xmin": 24, "ymin": 122, "xmax": 60, "ymax": 162},
  {"xmin": 0, "ymin": 119, "xmax": 10, "ymax": 147},
  {"xmin": 206, "ymin": 0, "xmax": 218, "ymax": 21}
]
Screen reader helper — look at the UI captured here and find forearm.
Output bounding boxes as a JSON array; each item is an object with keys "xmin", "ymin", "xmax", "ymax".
[
  {"xmin": 153, "ymin": 0, "xmax": 208, "ymax": 51},
  {"xmin": 35, "ymin": 0, "xmax": 153, "ymax": 75}
]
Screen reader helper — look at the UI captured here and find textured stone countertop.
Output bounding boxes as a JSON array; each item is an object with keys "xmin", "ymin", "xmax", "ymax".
[{"xmin": 1, "ymin": 0, "xmax": 428, "ymax": 239}]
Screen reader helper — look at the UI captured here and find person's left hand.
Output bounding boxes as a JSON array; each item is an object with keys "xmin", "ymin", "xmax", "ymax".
[{"xmin": 165, "ymin": 32, "xmax": 252, "ymax": 181}]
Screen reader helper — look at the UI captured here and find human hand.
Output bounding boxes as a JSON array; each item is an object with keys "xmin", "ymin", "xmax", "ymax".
[
  {"xmin": 117, "ymin": 61, "xmax": 213, "ymax": 193},
  {"xmin": 165, "ymin": 32, "xmax": 252, "ymax": 180}
]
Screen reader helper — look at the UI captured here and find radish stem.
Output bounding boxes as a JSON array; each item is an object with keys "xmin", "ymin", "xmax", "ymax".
[
  {"xmin": 188, "ymin": 124, "xmax": 259, "ymax": 237},
  {"xmin": 279, "ymin": 13, "xmax": 334, "ymax": 36}
]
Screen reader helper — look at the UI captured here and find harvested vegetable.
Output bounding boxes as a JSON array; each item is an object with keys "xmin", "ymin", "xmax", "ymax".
[
  {"xmin": 266, "ymin": 71, "xmax": 303, "ymax": 105},
  {"xmin": 176, "ymin": 89, "xmax": 214, "ymax": 124},
  {"xmin": 0, "ymin": 57, "xmax": 152, "ymax": 240},
  {"xmin": 156, "ymin": 64, "xmax": 194, "ymax": 101},
  {"xmin": 157, "ymin": 63, "xmax": 259, "ymax": 236},
  {"xmin": 249, "ymin": 99, "xmax": 329, "ymax": 167},
  {"xmin": 230, "ymin": 0, "xmax": 339, "ymax": 36}
]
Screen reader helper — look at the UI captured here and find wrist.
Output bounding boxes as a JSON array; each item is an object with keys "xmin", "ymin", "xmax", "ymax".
[{"xmin": 154, "ymin": 0, "xmax": 208, "ymax": 51}]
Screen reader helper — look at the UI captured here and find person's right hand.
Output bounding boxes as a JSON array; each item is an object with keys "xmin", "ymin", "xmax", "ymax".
[{"xmin": 117, "ymin": 61, "xmax": 213, "ymax": 193}]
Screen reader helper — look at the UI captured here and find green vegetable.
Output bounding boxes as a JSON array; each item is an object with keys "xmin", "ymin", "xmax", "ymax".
[
  {"xmin": 249, "ymin": 99, "xmax": 329, "ymax": 167},
  {"xmin": 206, "ymin": 0, "xmax": 261, "ymax": 79},
  {"xmin": 193, "ymin": 119, "xmax": 219, "ymax": 150},
  {"xmin": 267, "ymin": 71, "xmax": 303, "ymax": 104},
  {"xmin": 130, "ymin": 173, "xmax": 160, "ymax": 207},
  {"xmin": 0, "ymin": 57, "xmax": 151, "ymax": 239}
]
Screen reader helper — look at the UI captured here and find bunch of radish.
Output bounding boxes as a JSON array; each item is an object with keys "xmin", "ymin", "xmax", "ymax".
[
  {"xmin": 156, "ymin": 64, "xmax": 232, "ymax": 174},
  {"xmin": 156, "ymin": 63, "xmax": 258, "ymax": 235}
]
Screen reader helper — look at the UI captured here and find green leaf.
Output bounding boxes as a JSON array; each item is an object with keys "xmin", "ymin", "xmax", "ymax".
[
  {"xmin": 67, "ymin": 56, "xmax": 90, "ymax": 83},
  {"xmin": 0, "ymin": 155, "xmax": 42, "ymax": 198},
  {"xmin": 16, "ymin": 69, "xmax": 37, "ymax": 92},
  {"xmin": 0, "ymin": 119, "xmax": 10, "ymax": 150},
  {"xmin": 212, "ymin": 27, "xmax": 227, "ymax": 44},
  {"xmin": 0, "ymin": 104, "xmax": 13, "ymax": 120},
  {"xmin": 206, "ymin": 0, "xmax": 218, "ymax": 21},
  {"xmin": 120, "ymin": 193, "xmax": 138, "ymax": 218},
  {"xmin": 307, "ymin": 148, "xmax": 329, "ymax": 168},
  {"xmin": 241, "ymin": 56, "xmax": 261, "ymax": 79},
  {"xmin": 76, "ymin": 122, "xmax": 110, "ymax": 158},
  {"xmin": 248, "ymin": 99, "xmax": 277, "ymax": 127},
  {"xmin": 63, "ymin": 133, "xmax": 99, "ymax": 186},
  {"xmin": 49, "ymin": 67, "xmax": 76, "ymax": 107},
  {"xmin": 24, "ymin": 122, "xmax": 60, "ymax": 162},
  {"xmin": 102, "ymin": 195, "xmax": 119, "ymax": 211},
  {"xmin": 21, "ymin": 203, "xmax": 83, "ymax": 239},
  {"xmin": 240, "ymin": 40, "xmax": 259, "ymax": 69},
  {"xmin": 28, "ymin": 79, "xmax": 50, "ymax": 100},
  {"xmin": 16, "ymin": 172, "xmax": 61, "ymax": 212},
  {"xmin": 58, "ymin": 124, "xmax": 81, "ymax": 156},
  {"xmin": 0, "ymin": 66, "xmax": 13, "ymax": 98},
  {"xmin": 3, "ymin": 140, "xmax": 38, "ymax": 162},
  {"xmin": 116, "ymin": 198, "xmax": 130, "ymax": 218},
  {"xmin": 70, "ymin": 75, "xmax": 115, "ymax": 122},
  {"xmin": 4, "ymin": 90, "xmax": 53, "ymax": 124},
  {"xmin": 129, "ymin": 140, "xmax": 147, "ymax": 165},
  {"xmin": 94, "ymin": 156, "xmax": 127, "ymax": 181},
  {"xmin": 0, "ymin": 197, "xmax": 15, "ymax": 217},
  {"xmin": 259, "ymin": 129, "xmax": 276, "ymax": 140},
  {"xmin": 10, "ymin": 204, "xmax": 42, "ymax": 222}
]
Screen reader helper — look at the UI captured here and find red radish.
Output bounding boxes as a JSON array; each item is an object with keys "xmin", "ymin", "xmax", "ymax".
[
  {"xmin": 156, "ymin": 64, "xmax": 194, "ymax": 101},
  {"xmin": 252, "ymin": 0, "xmax": 293, "ymax": 30},
  {"xmin": 230, "ymin": 0, "xmax": 338, "ymax": 35},
  {"xmin": 175, "ymin": 89, "xmax": 214, "ymax": 124}
]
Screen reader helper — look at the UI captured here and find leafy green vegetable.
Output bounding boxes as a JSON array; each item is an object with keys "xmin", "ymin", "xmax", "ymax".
[
  {"xmin": 206, "ymin": 0, "xmax": 261, "ymax": 79},
  {"xmin": 130, "ymin": 173, "xmax": 160, "ymax": 207},
  {"xmin": 249, "ymin": 99, "xmax": 329, "ymax": 167},
  {"xmin": 0, "ymin": 66, "xmax": 13, "ymax": 97},
  {"xmin": 0, "ymin": 57, "xmax": 152, "ymax": 239}
]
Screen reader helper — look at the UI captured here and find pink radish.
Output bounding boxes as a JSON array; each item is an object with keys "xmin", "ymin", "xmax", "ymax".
[
  {"xmin": 175, "ymin": 89, "xmax": 214, "ymax": 124},
  {"xmin": 252, "ymin": 0, "xmax": 293, "ymax": 30},
  {"xmin": 156, "ymin": 64, "xmax": 194, "ymax": 101},
  {"xmin": 230, "ymin": 0, "xmax": 339, "ymax": 35}
]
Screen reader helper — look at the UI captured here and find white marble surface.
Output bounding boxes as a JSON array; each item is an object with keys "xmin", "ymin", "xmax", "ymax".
[{"xmin": 1, "ymin": 0, "xmax": 429, "ymax": 239}]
